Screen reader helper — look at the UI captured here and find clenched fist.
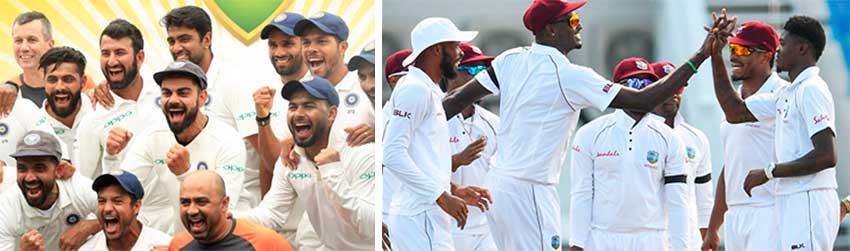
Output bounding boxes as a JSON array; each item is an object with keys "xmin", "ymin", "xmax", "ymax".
[
  {"xmin": 20, "ymin": 230, "xmax": 45, "ymax": 251},
  {"xmin": 253, "ymin": 86, "xmax": 276, "ymax": 118},
  {"xmin": 166, "ymin": 144, "xmax": 191, "ymax": 175},
  {"xmin": 315, "ymin": 148, "xmax": 340, "ymax": 166},
  {"xmin": 106, "ymin": 127, "xmax": 133, "ymax": 155}
]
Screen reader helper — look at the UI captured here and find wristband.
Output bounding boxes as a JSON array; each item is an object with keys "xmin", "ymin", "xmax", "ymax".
[
  {"xmin": 764, "ymin": 163, "xmax": 776, "ymax": 180},
  {"xmin": 686, "ymin": 61, "xmax": 698, "ymax": 73},
  {"xmin": 256, "ymin": 114, "xmax": 271, "ymax": 126}
]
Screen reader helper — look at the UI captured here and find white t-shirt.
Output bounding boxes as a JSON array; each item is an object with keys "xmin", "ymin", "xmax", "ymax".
[
  {"xmin": 0, "ymin": 174, "xmax": 97, "ymax": 251},
  {"xmin": 78, "ymin": 223, "xmax": 172, "ymax": 251},
  {"xmin": 448, "ymin": 105, "xmax": 499, "ymax": 235},
  {"xmin": 329, "ymin": 71, "xmax": 376, "ymax": 150},
  {"xmin": 235, "ymin": 142, "xmax": 375, "ymax": 250},
  {"xmin": 75, "ymin": 84, "xmax": 164, "ymax": 179},
  {"xmin": 43, "ymin": 95, "xmax": 93, "ymax": 166},
  {"xmin": 382, "ymin": 67, "xmax": 451, "ymax": 216},
  {"xmin": 120, "ymin": 116, "xmax": 247, "ymax": 235},
  {"xmin": 721, "ymin": 72, "xmax": 788, "ymax": 206},
  {"xmin": 569, "ymin": 110, "xmax": 689, "ymax": 250},
  {"xmin": 745, "ymin": 67, "xmax": 837, "ymax": 195},
  {"xmin": 475, "ymin": 43, "xmax": 622, "ymax": 184}
]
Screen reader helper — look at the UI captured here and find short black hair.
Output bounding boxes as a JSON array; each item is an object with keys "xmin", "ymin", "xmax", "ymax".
[
  {"xmin": 13, "ymin": 11, "xmax": 53, "ymax": 40},
  {"xmin": 784, "ymin": 15, "xmax": 826, "ymax": 61},
  {"xmin": 161, "ymin": 6, "xmax": 212, "ymax": 44},
  {"xmin": 101, "ymin": 19, "xmax": 144, "ymax": 54},
  {"xmin": 39, "ymin": 46, "xmax": 86, "ymax": 76}
]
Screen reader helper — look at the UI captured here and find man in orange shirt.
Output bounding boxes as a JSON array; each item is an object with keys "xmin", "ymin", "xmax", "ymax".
[{"xmin": 169, "ymin": 170, "xmax": 291, "ymax": 251}]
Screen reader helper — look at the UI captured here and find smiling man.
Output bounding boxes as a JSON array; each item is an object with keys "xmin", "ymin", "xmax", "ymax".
[
  {"xmin": 39, "ymin": 46, "xmax": 93, "ymax": 166},
  {"xmin": 79, "ymin": 170, "xmax": 171, "ymax": 251},
  {"xmin": 7, "ymin": 11, "xmax": 54, "ymax": 107},
  {"xmin": 119, "ymin": 61, "xmax": 247, "ymax": 235}
]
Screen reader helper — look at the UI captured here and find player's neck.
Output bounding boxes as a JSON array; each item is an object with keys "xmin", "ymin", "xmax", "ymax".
[
  {"xmin": 461, "ymin": 106, "xmax": 474, "ymax": 119},
  {"xmin": 113, "ymin": 76, "xmax": 144, "ymax": 101},
  {"xmin": 788, "ymin": 62, "xmax": 816, "ymax": 83},
  {"xmin": 326, "ymin": 63, "xmax": 347, "ymax": 86},
  {"xmin": 200, "ymin": 218, "xmax": 232, "ymax": 245},
  {"xmin": 624, "ymin": 110, "xmax": 645, "ymax": 126},
  {"xmin": 46, "ymin": 99, "xmax": 82, "ymax": 128},
  {"xmin": 175, "ymin": 114, "xmax": 208, "ymax": 144},
  {"xmin": 106, "ymin": 220, "xmax": 142, "ymax": 251},
  {"xmin": 199, "ymin": 53, "xmax": 213, "ymax": 73},
  {"xmin": 21, "ymin": 68, "xmax": 45, "ymax": 88},
  {"xmin": 280, "ymin": 65, "xmax": 308, "ymax": 83},
  {"xmin": 740, "ymin": 70, "xmax": 770, "ymax": 99},
  {"xmin": 304, "ymin": 134, "xmax": 330, "ymax": 162}
]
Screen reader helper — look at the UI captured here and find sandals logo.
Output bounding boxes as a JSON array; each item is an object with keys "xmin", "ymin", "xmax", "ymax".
[{"xmin": 204, "ymin": 0, "xmax": 291, "ymax": 45}]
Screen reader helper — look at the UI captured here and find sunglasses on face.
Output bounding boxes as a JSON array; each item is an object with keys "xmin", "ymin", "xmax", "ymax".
[
  {"xmin": 552, "ymin": 13, "xmax": 581, "ymax": 29},
  {"xmin": 458, "ymin": 65, "xmax": 487, "ymax": 76},
  {"xmin": 729, "ymin": 43, "xmax": 767, "ymax": 57},
  {"xmin": 624, "ymin": 77, "xmax": 654, "ymax": 90}
]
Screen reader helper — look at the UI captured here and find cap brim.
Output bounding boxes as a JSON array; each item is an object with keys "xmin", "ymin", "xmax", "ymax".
[
  {"xmin": 92, "ymin": 174, "xmax": 143, "ymax": 199},
  {"xmin": 261, "ymin": 24, "xmax": 295, "ymax": 39},
  {"xmin": 10, "ymin": 149, "xmax": 57, "ymax": 159},
  {"xmin": 348, "ymin": 56, "xmax": 375, "ymax": 71},
  {"xmin": 402, "ymin": 31, "xmax": 479, "ymax": 66}
]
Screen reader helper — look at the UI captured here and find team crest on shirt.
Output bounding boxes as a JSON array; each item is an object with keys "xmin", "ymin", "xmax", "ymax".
[
  {"xmin": 602, "ymin": 82, "xmax": 614, "ymax": 94},
  {"xmin": 686, "ymin": 147, "xmax": 696, "ymax": 159},
  {"xmin": 647, "ymin": 150, "xmax": 659, "ymax": 164},
  {"xmin": 66, "ymin": 214, "xmax": 80, "ymax": 225},
  {"xmin": 345, "ymin": 93, "xmax": 358, "ymax": 106},
  {"xmin": 0, "ymin": 123, "xmax": 7, "ymax": 136},
  {"xmin": 197, "ymin": 162, "xmax": 209, "ymax": 170},
  {"xmin": 635, "ymin": 61, "xmax": 648, "ymax": 70},
  {"xmin": 551, "ymin": 235, "xmax": 561, "ymax": 249}
]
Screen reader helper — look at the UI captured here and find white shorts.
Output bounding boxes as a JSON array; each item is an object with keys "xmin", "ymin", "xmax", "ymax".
[
  {"xmin": 453, "ymin": 233, "xmax": 497, "ymax": 251},
  {"xmin": 586, "ymin": 229, "xmax": 668, "ymax": 251},
  {"xmin": 484, "ymin": 173, "xmax": 562, "ymax": 250},
  {"xmin": 389, "ymin": 208, "xmax": 455, "ymax": 251},
  {"xmin": 724, "ymin": 205, "xmax": 778, "ymax": 251},
  {"xmin": 776, "ymin": 189, "xmax": 839, "ymax": 251}
]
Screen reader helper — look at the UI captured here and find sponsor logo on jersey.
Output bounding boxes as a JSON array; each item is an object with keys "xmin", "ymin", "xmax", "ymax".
[
  {"xmin": 289, "ymin": 172, "xmax": 311, "ymax": 180},
  {"xmin": 222, "ymin": 165, "xmax": 245, "ymax": 172},
  {"xmin": 596, "ymin": 150, "xmax": 619, "ymax": 157},
  {"xmin": 647, "ymin": 150, "xmax": 659, "ymax": 164},
  {"xmin": 572, "ymin": 145, "xmax": 581, "ymax": 153},
  {"xmin": 360, "ymin": 171, "xmax": 375, "ymax": 181},
  {"xmin": 602, "ymin": 82, "xmax": 614, "ymax": 93},
  {"xmin": 791, "ymin": 243, "xmax": 806, "ymax": 250},
  {"xmin": 103, "ymin": 111, "xmax": 134, "ymax": 129},
  {"xmin": 686, "ymin": 147, "xmax": 696, "ymax": 159},
  {"xmin": 814, "ymin": 114, "xmax": 830, "ymax": 125},
  {"xmin": 237, "ymin": 111, "xmax": 258, "ymax": 121},
  {"xmin": 449, "ymin": 137, "xmax": 459, "ymax": 143},
  {"xmin": 155, "ymin": 159, "xmax": 165, "ymax": 165},
  {"xmin": 392, "ymin": 109, "xmax": 411, "ymax": 119}
]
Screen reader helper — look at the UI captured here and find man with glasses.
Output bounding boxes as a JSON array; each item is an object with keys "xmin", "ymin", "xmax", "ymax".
[
  {"xmin": 569, "ymin": 58, "xmax": 691, "ymax": 251},
  {"xmin": 708, "ymin": 15, "xmax": 839, "ymax": 250},
  {"xmin": 441, "ymin": 1, "xmax": 733, "ymax": 249},
  {"xmin": 700, "ymin": 21, "xmax": 786, "ymax": 251}
]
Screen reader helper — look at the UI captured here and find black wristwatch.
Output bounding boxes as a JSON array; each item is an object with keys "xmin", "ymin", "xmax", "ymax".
[{"xmin": 256, "ymin": 114, "xmax": 271, "ymax": 126}]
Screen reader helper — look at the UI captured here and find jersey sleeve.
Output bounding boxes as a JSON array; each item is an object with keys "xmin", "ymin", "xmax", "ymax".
[
  {"xmin": 694, "ymin": 134, "xmax": 714, "ymax": 228},
  {"xmin": 744, "ymin": 92, "xmax": 776, "ymax": 122},
  {"xmin": 563, "ymin": 66, "xmax": 622, "ymax": 111},
  {"xmin": 233, "ymin": 160, "xmax": 297, "ymax": 231},
  {"xmin": 75, "ymin": 115, "xmax": 104, "ymax": 179},
  {"xmin": 472, "ymin": 54, "xmax": 503, "ymax": 95},
  {"xmin": 800, "ymin": 83, "xmax": 836, "ymax": 138},
  {"xmin": 317, "ymin": 144, "xmax": 375, "ymax": 238},
  {"xmin": 663, "ymin": 132, "xmax": 690, "ymax": 251},
  {"xmin": 382, "ymin": 83, "xmax": 445, "ymax": 202},
  {"xmin": 568, "ymin": 125, "xmax": 595, "ymax": 249}
]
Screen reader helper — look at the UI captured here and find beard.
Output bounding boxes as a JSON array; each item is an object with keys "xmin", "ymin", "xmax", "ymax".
[
  {"xmin": 46, "ymin": 89, "xmax": 82, "ymax": 118},
  {"xmin": 105, "ymin": 57, "xmax": 140, "ymax": 90},
  {"xmin": 272, "ymin": 53, "xmax": 304, "ymax": 76},
  {"xmin": 440, "ymin": 51, "xmax": 458, "ymax": 80},
  {"xmin": 291, "ymin": 118, "xmax": 328, "ymax": 148},
  {"xmin": 18, "ymin": 178, "xmax": 55, "ymax": 208},
  {"xmin": 164, "ymin": 101, "xmax": 199, "ymax": 135}
]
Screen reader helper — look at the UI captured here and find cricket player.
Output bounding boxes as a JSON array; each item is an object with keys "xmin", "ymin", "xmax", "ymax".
[
  {"xmin": 349, "ymin": 41, "xmax": 376, "ymax": 105},
  {"xmin": 446, "ymin": 42, "xmax": 499, "ymax": 251},
  {"xmin": 441, "ymin": 1, "xmax": 730, "ymax": 249},
  {"xmin": 701, "ymin": 21, "xmax": 787, "ymax": 251},
  {"xmin": 385, "ymin": 49, "xmax": 413, "ymax": 90},
  {"xmin": 649, "ymin": 61, "xmax": 714, "ymax": 248},
  {"xmin": 0, "ymin": 130, "xmax": 99, "ymax": 251},
  {"xmin": 236, "ymin": 77, "xmax": 375, "ymax": 250},
  {"xmin": 76, "ymin": 19, "xmax": 164, "ymax": 178},
  {"xmin": 384, "ymin": 17, "xmax": 492, "ymax": 250},
  {"xmin": 120, "ymin": 61, "xmax": 247, "ymax": 235},
  {"xmin": 40, "ymin": 46, "xmax": 92, "ymax": 166},
  {"xmin": 709, "ymin": 14, "xmax": 839, "ymax": 250},
  {"xmin": 79, "ymin": 171, "xmax": 172, "ymax": 251},
  {"xmin": 570, "ymin": 58, "xmax": 690, "ymax": 251}
]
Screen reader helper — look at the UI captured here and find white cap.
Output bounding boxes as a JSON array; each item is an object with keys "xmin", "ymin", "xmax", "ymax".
[{"xmin": 403, "ymin": 17, "xmax": 478, "ymax": 66}]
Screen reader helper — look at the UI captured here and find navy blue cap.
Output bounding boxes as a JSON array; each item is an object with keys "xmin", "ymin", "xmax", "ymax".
[
  {"xmin": 281, "ymin": 76, "xmax": 339, "ymax": 106},
  {"xmin": 294, "ymin": 11, "xmax": 349, "ymax": 40},
  {"xmin": 92, "ymin": 170, "xmax": 145, "ymax": 200},
  {"xmin": 348, "ymin": 41, "xmax": 375, "ymax": 71},
  {"xmin": 261, "ymin": 12, "xmax": 306, "ymax": 39}
]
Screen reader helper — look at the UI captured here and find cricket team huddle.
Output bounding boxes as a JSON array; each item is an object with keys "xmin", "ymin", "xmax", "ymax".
[{"xmin": 0, "ymin": 4, "xmax": 376, "ymax": 251}]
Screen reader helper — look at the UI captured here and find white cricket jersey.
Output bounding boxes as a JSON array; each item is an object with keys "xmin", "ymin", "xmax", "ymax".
[
  {"xmin": 745, "ymin": 67, "xmax": 837, "ymax": 195},
  {"xmin": 569, "ymin": 110, "xmax": 690, "ymax": 251},
  {"xmin": 720, "ymin": 72, "xmax": 787, "ymax": 206},
  {"xmin": 448, "ymin": 105, "xmax": 499, "ymax": 235},
  {"xmin": 475, "ymin": 43, "xmax": 622, "ymax": 184},
  {"xmin": 75, "ymin": 83, "xmax": 165, "ymax": 179},
  {"xmin": 78, "ymin": 223, "xmax": 171, "ymax": 251},
  {"xmin": 203, "ymin": 59, "xmax": 264, "ymax": 210},
  {"xmin": 0, "ymin": 174, "xmax": 97, "ymax": 251},
  {"xmin": 380, "ymin": 101, "xmax": 400, "ymax": 220},
  {"xmin": 235, "ymin": 143, "xmax": 375, "ymax": 250},
  {"xmin": 329, "ymin": 71, "xmax": 376, "ymax": 150},
  {"xmin": 0, "ymin": 98, "xmax": 69, "ymax": 171},
  {"xmin": 383, "ymin": 67, "xmax": 451, "ymax": 216},
  {"xmin": 43, "ymin": 95, "xmax": 93, "ymax": 166},
  {"xmin": 120, "ymin": 116, "xmax": 247, "ymax": 235},
  {"xmin": 666, "ymin": 114, "xmax": 714, "ymax": 246}
]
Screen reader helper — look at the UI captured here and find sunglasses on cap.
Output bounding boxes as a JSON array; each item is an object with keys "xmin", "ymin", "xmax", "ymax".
[
  {"xmin": 623, "ymin": 77, "xmax": 654, "ymax": 90},
  {"xmin": 458, "ymin": 65, "xmax": 487, "ymax": 76},
  {"xmin": 552, "ymin": 13, "xmax": 581, "ymax": 30},
  {"xmin": 729, "ymin": 43, "xmax": 766, "ymax": 57}
]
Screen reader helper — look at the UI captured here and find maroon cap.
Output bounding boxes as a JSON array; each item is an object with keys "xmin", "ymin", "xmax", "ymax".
[
  {"xmin": 523, "ymin": 0, "xmax": 587, "ymax": 35},
  {"xmin": 385, "ymin": 49, "xmax": 413, "ymax": 82},
  {"xmin": 651, "ymin": 61, "xmax": 686, "ymax": 94},
  {"xmin": 459, "ymin": 43, "xmax": 494, "ymax": 66},
  {"xmin": 729, "ymin": 21, "xmax": 779, "ymax": 53},
  {"xmin": 613, "ymin": 57, "xmax": 657, "ymax": 83}
]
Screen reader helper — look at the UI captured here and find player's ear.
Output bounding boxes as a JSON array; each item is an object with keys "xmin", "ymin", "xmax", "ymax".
[{"xmin": 327, "ymin": 104, "xmax": 337, "ymax": 125}]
